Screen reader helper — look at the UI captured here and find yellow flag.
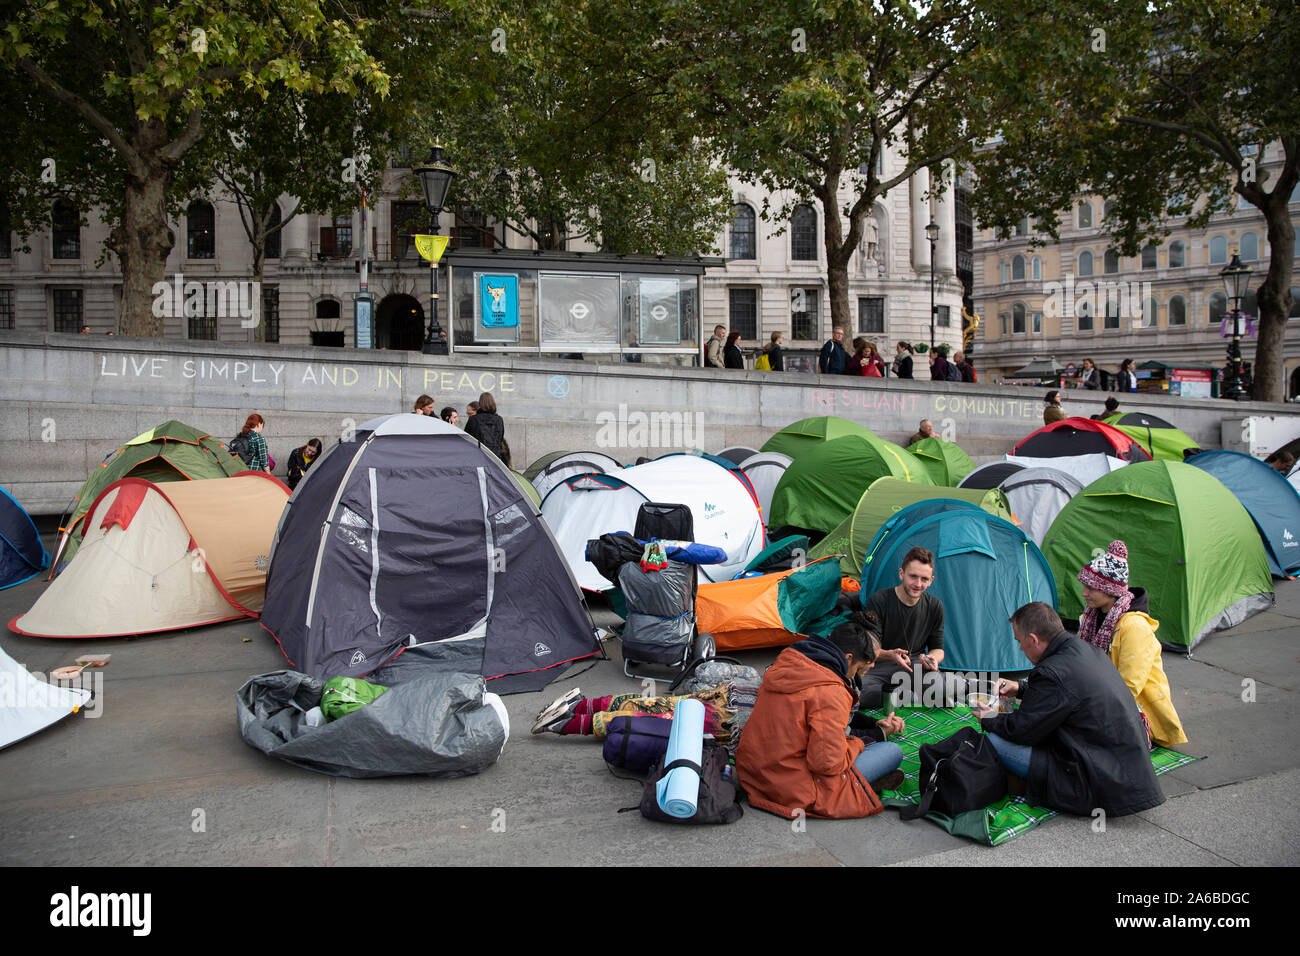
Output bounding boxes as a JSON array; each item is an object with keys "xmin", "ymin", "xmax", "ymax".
[{"xmin": 414, "ymin": 234, "xmax": 450, "ymax": 263}]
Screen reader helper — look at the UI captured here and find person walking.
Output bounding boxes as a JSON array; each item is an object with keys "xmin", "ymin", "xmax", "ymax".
[
  {"xmin": 892, "ymin": 342, "xmax": 914, "ymax": 380},
  {"xmin": 724, "ymin": 330, "xmax": 746, "ymax": 369},
  {"xmin": 863, "ymin": 342, "xmax": 885, "ymax": 377},
  {"xmin": 762, "ymin": 331, "xmax": 785, "ymax": 372},
  {"xmin": 1078, "ymin": 357, "xmax": 1100, "ymax": 390},
  {"xmin": 706, "ymin": 325, "xmax": 727, "ymax": 369},
  {"xmin": 929, "ymin": 347, "xmax": 952, "ymax": 382},
  {"xmin": 819, "ymin": 327, "xmax": 849, "ymax": 374},
  {"xmin": 464, "ymin": 391, "xmax": 509, "ymax": 465},
  {"xmin": 1118, "ymin": 358, "xmax": 1138, "ymax": 393},
  {"xmin": 233, "ymin": 413, "xmax": 271, "ymax": 474}
]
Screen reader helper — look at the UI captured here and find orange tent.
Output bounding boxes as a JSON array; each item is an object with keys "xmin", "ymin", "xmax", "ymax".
[{"xmin": 696, "ymin": 556, "xmax": 843, "ymax": 652}]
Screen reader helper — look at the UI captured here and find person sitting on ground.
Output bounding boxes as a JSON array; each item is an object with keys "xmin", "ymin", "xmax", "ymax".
[
  {"xmin": 1043, "ymin": 390, "xmax": 1065, "ymax": 425},
  {"xmin": 1077, "ymin": 540, "xmax": 1186, "ymax": 748},
  {"xmin": 971, "ymin": 602, "xmax": 1166, "ymax": 817},
  {"xmin": 531, "ymin": 683, "xmax": 736, "ymax": 744},
  {"xmin": 907, "ymin": 419, "xmax": 935, "ymax": 447},
  {"xmin": 1264, "ymin": 450, "xmax": 1295, "ymax": 475},
  {"xmin": 724, "ymin": 330, "xmax": 746, "ymax": 369},
  {"xmin": 1091, "ymin": 396, "xmax": 1120, "ymax": 420},
  {"xmin": 736, "ymin": 611, "xmax": 905, "ymax": 819},
  {"xmin": 414, "ymin": 394, "xmax": 435, "ymax": 415},
  {"xmin": 285, "ymin": 439, "xmax": 322, "ymax": 491},
  {"xmin": 861, "ymin": 546, "xmax": 966, "ymax": 707},
  {"xmin": 439, "ymin": 407, "xmax": 459, "ymax": 426}
]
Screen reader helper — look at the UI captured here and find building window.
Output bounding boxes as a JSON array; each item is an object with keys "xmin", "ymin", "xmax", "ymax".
[
  {"xmin": 187, "ymin": 201, "xmax": 215, "ymax": 259},
  {"xmin": 1289, "ymin": 287, "xmax": 1300, "ymax": 319},
  {"xmin": 316, "ymin": 299, "xmax": 341, "ymax": 320},
  {"xmin": 1141, "ymin": 296, "xmax": 1158, "ymax": 329},
  {"xmin": 1168, "ymin": 295, "xmax": 1186, "ymax": 327},
  {"xmin": 1078, "ymin": 250, "xmax": 1093, "ymax": 276},
  {"xmin": 1012, "ymin": 302, "xmax": 1026, "ymax": 334},
  {"xmin": 0, "ymin": 288, "xmax": 13, "ymax": 328},
  {"xmin": 1014, "ymin": 217, "xmax": 1030, "ymax": 237},
  {"xmin": 1032, "ymin": 257, "xmax": 1042, "ymax": 280},
  {"xmin": 1077, "ymin": 300, "xmax": 1094, "ymax": 332},
  {"xmin": 1103, "ymin": 199, "xmax": 1115, "ymax": 221},
  {"xmin": 1012, "ymin": 255, "xmax": 1025, "ymax": 281},
  {"xmin": 728, "ymin": 288, "xmax": 758, "ymax": 339},
  {"xmin": 1077, "ymin": 202, "xmax": 1092, "ymax": 229},
  {"xmin": 791, "ymin": 287, "xmax": 818, "ymax": 339},
  {"xmin": 999, "ymin": 312, "xmax": 1009, "ymax": 335},
  {"xmin": 188, "ymin": 311, "xmax": 217, "ymax": 340},
  {"xmin": 1209, "ymin": 235, "xmax": 1227, "ymax": 265},
  {"xmin": 1208, "ymin": 291, "xmax": 1227, "ymax": 326},
  {"xmin": 1104, "ymin": 249, "xmax": 1119, "ymax": 274},
  {"xmin": 262, "ymin": 286, "xmax": 280, "ymax": 343},
  {"xmin": 791, "ymin": 205, "xmax": 818, "ymax": 261},
  {"xmin": 936, "ymin": 304, "xmax": 951, "ymax": 328},
  {"xmin": 52, "ymin": 288, "xmax": 82, "ymax": 332},
  {"xmin": 453, "ymin": 204, "xmax": 493, "ymax": 249},
  {"xmin": 1141, "ymin": 243, "xmax": 1157, "ymax": 270},
  {"xmin": 1031, "ymin": 310, "xmax": 1042, "ymax": 333},
  {"xmin": 0, "ymin": 202, "xmax": 10, "ymax": 258},
  {"xmin": 391, "ymin": 201, "xmax": 424, "ymax": 259},
  {"xmin": 1169, "ymin": 240, "xmax": 1184, "ymax": 268},
  {"xmin": 1240, "ymin": 232, "xmax": 1259, "ymax": 261},
  {"xmin": 1000, "ymin": 260, "xmax": 1008, "ymax": 283},
  {"xmin": 859, "ymin": 296, "xmax": 884, "ymax": 334},
  {"xmin": 264, "ymin": 204, "xmax": 282, "ymax": 260},
  {"xmin": 730, "ymin": 204, "xmax": 756, "ymax": 260},
  {"xmin": 1103, "ymin": 291, "xmax": 1122, "ymax": 329},
  {"xmin": 52, "ymin": 200, "xmax": 80, "ymax": 260},
  {"xmin": 320, "ymin": 213, "xmax": 352, "ymax": 257}
]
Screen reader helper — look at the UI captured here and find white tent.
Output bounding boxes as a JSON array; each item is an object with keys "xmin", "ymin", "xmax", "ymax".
[
  {"xmin": 998, "ymin": 467, "xmax": 1086, "ymax": 546},
  {"xmin": 540, "ymin": 455, "xmax": 766, "ymax": 591},
  {"xmin": 0, "ymin": 645, "xmax": 90, "ymax": 749},
  {"xmin": 739, "ymin": 451, "xmax": 793, "ymax": 524},
  {"xmin": 530, "ymin": 451, "xmax": 623, "ymax": 502},
  {"xmin": 1005, "ymin": 452, "xmax": 1127, "ymax": 488}
]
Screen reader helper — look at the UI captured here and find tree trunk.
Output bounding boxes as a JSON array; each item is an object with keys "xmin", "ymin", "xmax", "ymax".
[
  {"xmin": 820, "ymin": 178, "xmax": 853, "ymax": 337},
  {"xmin": 113, "ymin": 122, "xmax": 176, "ymax": 337},
  {"xmin": 1251, "ymin": 198, "xmax": 1296, "ymax": 402}
]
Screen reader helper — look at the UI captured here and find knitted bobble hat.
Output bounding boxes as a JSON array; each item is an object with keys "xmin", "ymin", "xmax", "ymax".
[{"xmin": 1078, "ymin": 540, "xmax": 1130, "ymax": 598}]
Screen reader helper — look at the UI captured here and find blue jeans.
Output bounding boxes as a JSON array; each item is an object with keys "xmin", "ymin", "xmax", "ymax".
[
  {"xmin": 987, "ymin": 733, "xmax": 1032, "ymax": 778},
  {"xmin": 853, "ymin": 741, "xmax": 904, "ymax": 782}
]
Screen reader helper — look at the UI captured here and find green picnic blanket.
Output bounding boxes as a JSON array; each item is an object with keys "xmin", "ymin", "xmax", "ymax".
[{"xmin": 860, "ymin": 705, "xmax": 1199, "ymax": 846}]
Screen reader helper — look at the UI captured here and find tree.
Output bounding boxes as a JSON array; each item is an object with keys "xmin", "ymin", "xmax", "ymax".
[
  {"xmin": 970, "ymin": 0, "xmax": 1299, "ymax": 402},
  {"xmin": 0, "ymin": 1, "xmax": 388, "ymax": 335}
]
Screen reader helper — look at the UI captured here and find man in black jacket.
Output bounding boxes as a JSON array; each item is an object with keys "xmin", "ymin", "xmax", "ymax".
[{"xmin": 971, "ymin": 602, "xmax": 1165, "ymax": 817}]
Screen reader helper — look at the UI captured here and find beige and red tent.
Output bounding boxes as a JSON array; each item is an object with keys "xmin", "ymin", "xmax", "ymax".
[{"xmin": 11, "ymin": 473, "xmax": 289, "ymax": 639}]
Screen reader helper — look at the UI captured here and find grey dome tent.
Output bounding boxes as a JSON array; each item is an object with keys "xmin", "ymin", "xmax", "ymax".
[
  {"xmin": 997, "ymin": 467, "xmax": 1085, "ymax": 547},
  {"xmin": 260, "ymin": 414, "xmax": 600, "ymax": 695}
]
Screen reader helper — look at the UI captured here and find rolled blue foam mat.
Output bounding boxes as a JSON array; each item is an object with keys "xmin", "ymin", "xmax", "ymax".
[{"xmin": 656, "ymin": 697, "xmax": 705, "ymax": 818}]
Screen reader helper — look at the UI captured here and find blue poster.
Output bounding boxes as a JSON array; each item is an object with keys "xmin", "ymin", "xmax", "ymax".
[
  {"xmin": 354, "ymin": 294, "xmax": 373, "ymax": 350},
  {"xmin": 479, "ymin": 274, "xmax": 519, "ymax": 328}
]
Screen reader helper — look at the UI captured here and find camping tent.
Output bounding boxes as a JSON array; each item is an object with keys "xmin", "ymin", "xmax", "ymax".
[
  {"xmin": 511, "ymin": 471, "xmax": 542, "ymax": 507},
  {"xmin": 760, "ymin": 415, "xmax": 873, "ymax": 461},
  {"xmin": 739, "ymin": 451, "xmax": 793, "ymax": 523},
  {"xmin": 998, "ymin": 467, "xmax": 1086, "ymax": 547},
  {"xmin": 768, "ymin": 432, "xmax": 932, "ymax": 533},
  {"xmin": 696, "ymin": 556, "xmax": 844, "ymax": 652},
  {"xmin": 1, "ymin": 645, "xmax": 91, "ymax": 749},
  {"xmin": 1042, "ymin": 461, "xmax": 1274, "ymax": 653},
  {"xmin": 1, "ymin": 486, "xmax": 48, "ymax": 589},
  {"xmin": 858, "ymin": 500, "xmax": 1057, "ymax": 672},
  {"xmin": 1103, "ymin": 412, "xmax": 1199, "ymax": 462},
  {"xmin": 261, "ymin": 414, "xmax": 599, "ymax": 694},
  {"xmin": 716, "ymin": 446, "xmax": 760, "ymax": 465},
  {"xmin": 906, "ymin": 437, "xmax": 976, "ymax": 486},
  {"xmin": 1004, "ymin": 453, "xmax": 1128, "ymax": 487},
  {"xmin": 808, "ymin": 477, "xmax": 1014, "ymax": 577},
  {"xmin": 1012, "ymin": 417, "xmax": 1153, "ymax": 462},
  {"xmin": 1185, "ymin": 450, "xmax": 1300, "ymax": 577},
  {"xmin": 540, "ymin": 454, "xmax": 766, "ymax": 591},
  {"xmin": 527, "ymin": 451, "xmax": 623, "ymax": 501},
  {"xmin": 12, "ymin": 473, "xmax": 288, "ymax": 638},
  {"xmin": 52, "ymin": 420, "xmax": 244, "ymax": 572},
  {"xmin": 958, "ymin": 461, "xmax": 1026, "ymax": 490}
]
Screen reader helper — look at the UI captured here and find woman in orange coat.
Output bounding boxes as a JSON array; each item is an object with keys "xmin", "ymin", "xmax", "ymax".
[{"xmin": 736, "ymin": 612, "xmax": 904, "ymax": 819}]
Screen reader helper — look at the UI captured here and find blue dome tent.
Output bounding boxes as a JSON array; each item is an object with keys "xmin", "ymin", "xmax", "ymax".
[
  {"xmin": 0, "ymin": 487, "xmax": 48, "ymax": 590},
  {"xmin": 1185, "ymin": 450, "xmax": 1300, "ymax": 578}
]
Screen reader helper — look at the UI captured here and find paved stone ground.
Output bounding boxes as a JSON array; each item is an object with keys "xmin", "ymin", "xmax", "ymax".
[{"xmin": 2, "ymin": 524, "xmax": 1298, "ymax": 868}]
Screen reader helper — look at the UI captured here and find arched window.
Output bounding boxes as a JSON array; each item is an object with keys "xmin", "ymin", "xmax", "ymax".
[
  {"xmin": 187, "ymin": 200, "xmax": 215, "ymax": 259},
  {"xmin": 1242, "ymin": 289, "xmax": 1259, "ymax": 318},
  {"xmin": 1168, "ymin": 295, "xmax": 1186, "ymax": 326},
  {"xmin": 791, "ymin": 204, "xmax": 817, "ymax": 260},
  {"xmin": 1141, "ymin": 243, "xmax": 1157, "ymax": 270},
  {"xmin": 730, "ymin": 203, "xmax": 756, "ymax": 260},
  {"xmin": 1078, "ymin": 250, "xmax": 1093, "ymax": 276},
  {"xmin": 1209, "ymin": 235, "xmax": 1227, "ymax": 265},
  {"xmin": 264, "ymin": 203, "xmax": 282, "ymax": 260},
  {"xmin": 1077, "ymin": 202, "xmax": 1092, "ymax": 229},
  {"xmin": 1032, "ymin": 257, "xmax": 1042, "ymax": 280},
  {"xmin": 1077, "ymin": 297, "xmax": 1094, "ymax": 331},
  {"xmin": 1240, "ymin": 232, "xmax": 1259, "ymax": 261},
  {"xmin": 1142, "ymin": 296, "xmax": 1158, "ymax": 328},
  {"xmin": 52, "ymin": 200, "xmax": 80, "ymax": 259},
  {"xmin": 1208, "ymin": 291, "xmax": 1227, "ymax": 326},
  {"xmin": 1012, "ymin": 302, "xmax": 1026, "ymax": 334},
  {"xmin": 1104, "ymin": 249, "xmax": 1119, "ymax": 274},
  {"xmin": 1012, "ymin": 255, "xmax": 1025, "ymax": 281},
  {"xmin": 1168, "ymin": 240, "xmax": 1184, "ymax": 268}
]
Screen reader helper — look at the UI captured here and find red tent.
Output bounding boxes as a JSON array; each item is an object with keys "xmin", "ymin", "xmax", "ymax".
[{"xmin": 1012, "ymin": 417, "xmax": 1153, "ymax": 461}]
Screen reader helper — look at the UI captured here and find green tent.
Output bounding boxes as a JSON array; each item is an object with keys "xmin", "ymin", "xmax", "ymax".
[
  {"xmin": 759, "ymin": 415, "xmax": 873, "ymax": 462},
  {"xmin": 768, "ymin": 433, "xmax": 933, "ymax": 533},
  {"xmin": 511, "ymin": 470, "xmax": 542, "ymax": 507},
  {"xmin": 53, "ymin": 420, "xmax": 244, "ymax": 571},
  {"xmin": 523, "ymin": 450, "xmax": 570, "ymax": 481},
  {"xmin": 906, "ymin": 437, "xmax": 976, "ymax": 486},
  {"xmin": 1041, "ymin": 461, "xmax": 1273, "ymax": 653},
  {"xmin": 808, "ymin": 477, "xmax": 1014, "ymax": 577},
  {"xmin": 1102, "ymin": 412, "xmax": 1199, "ymax": 462}
]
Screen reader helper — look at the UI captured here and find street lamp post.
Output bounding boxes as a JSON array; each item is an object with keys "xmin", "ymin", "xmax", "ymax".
[
  {"xmin": 1220, "ymin": 251, "xmax": 1252, "ymax": 401},
  {"xmin": 925, "ymin": 220, "xmax": 939, "ymax": 352},
  {"xmin": 413, "ymin": 146, "xmax": 457, "ymax": 355}
]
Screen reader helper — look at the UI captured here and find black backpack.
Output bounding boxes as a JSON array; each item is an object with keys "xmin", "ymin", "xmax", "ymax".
[
  {"xmin": 622, "ymin": 741, "xmax": 743, "ymax": 825},
  {"xmin": 899, "ymin": 727, "xmax": 1007, "ymax": 821},
  {"xmin": 228, "ymin": 433, "xmax": 254, "ymax": 466}
]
